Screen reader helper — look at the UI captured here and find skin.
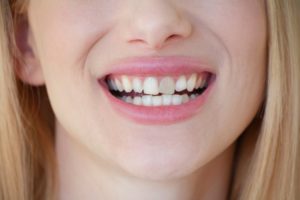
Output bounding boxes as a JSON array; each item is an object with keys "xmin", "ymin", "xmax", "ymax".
[{"xmin": 18, "ymin": 0, "xmax": 267, "ymax": 199}]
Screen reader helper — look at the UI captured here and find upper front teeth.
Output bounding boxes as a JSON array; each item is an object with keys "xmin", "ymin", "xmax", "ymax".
[
  {"xmin": 159, "ymin": 77, "xmax": 175, "ymax": 95},
  {"xmin": 144, "ymin": 77, "xmax": 159, "ymax": 95},
  {"xmin": 107, "ymin": 73, "xmax": 208, "ymax": 95}
]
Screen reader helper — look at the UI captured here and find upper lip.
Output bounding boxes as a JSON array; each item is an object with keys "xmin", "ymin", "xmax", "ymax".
[{"xmin": 99, "ymin": 56, "xmax": 217, "ymax": 78}]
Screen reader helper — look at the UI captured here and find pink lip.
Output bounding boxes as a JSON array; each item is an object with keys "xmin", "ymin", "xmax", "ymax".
[
  {"xmin": 98, "ymin": 56, "xmax": 217, "ymax": 125},
  {"xmin": 101, "ymin": 56, "xmax": 216, "ymax": 76}
]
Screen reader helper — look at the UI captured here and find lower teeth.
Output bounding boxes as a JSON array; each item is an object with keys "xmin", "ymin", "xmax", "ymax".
[{"xmin": 118, "ymin": 93, "xmax": 200, "ymax": 106}]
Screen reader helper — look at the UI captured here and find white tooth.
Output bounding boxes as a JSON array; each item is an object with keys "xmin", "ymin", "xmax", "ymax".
[
  {"xmin": 172, "ymin": 95, "xmax": 183, "ymax": 105},
  {"xmin": 108, "ymin": 79, "xmax": 116, "ymax": 91},
  {"xmin": 121, "ymin": 96, "xmax": 126, "ymax": 101},
  {"xmin": 175, "ymin": 75, "xmax": 187, "ymax": 92},
  {"xmin": 133, "ymin": 96, "xmax": 142, "ymax": 105},
  {"xmin": 182, "ymin": 94, "xmax": 189, "ymax": 103},
  {"xmin": 187, "ymin": 73, "xmax": 197, "ymax": 92},
  {"xmin": 112, "ymin": 80, "xmax": 118, "ymax": 91},
  {"xmin": 144, "ymin": 77, "xmax": 159, "ymax": 95},
  {"xmin": 115, "ymin": 79, "xmax": 123, "ymax": 92},
  {"xmin": 142, "ymin": 95, "xmax": 153, "ymax": 106},
  {"xmin": 159, "ymin": 77, "xmax": 175, "ymax": 95},
  {"xmin": 132, "ymin": 78, "xmax": 143, "ymax": 93},
  {"xmin": 162, "ymin": 95, "xmax": 172, "ymax": 106},
  {"xmin": 121, "ymin": 76, "xmax": 132, "ymax": 93},
  {"xmin": 196, "ymin": 75, "xmax": 204, "ymax": 89},
  {"xmin": 152, "ymin": 96, "xmax": 163, "ymax": 106},
  {"xmin": 125, "ymin": 96, "xmax": 133, "ymax": 103},
  {"xmin": 190, "ymin": 94, "xmax": 196, "ymax": 99},
  {"xmin": 200, "ymin": 76, "xmax": 207, "ymax": 88}
]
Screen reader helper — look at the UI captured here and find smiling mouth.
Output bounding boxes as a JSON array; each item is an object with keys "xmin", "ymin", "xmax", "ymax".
[
  {"xmin": 97, "ymin": 56, "xmax": 216, "ymax": 124},
  {"xmin": 105, "ymin": 72, "xmax": 213, "ymax": 106}
]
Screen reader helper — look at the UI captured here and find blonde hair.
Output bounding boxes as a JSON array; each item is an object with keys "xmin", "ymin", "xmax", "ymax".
[
  {"xmin": 0, "ymin": 0, "xmax": 299, "ymax": 200},
  {"xmin": 0, "ymin": 1, "xmax": 56, "ymax": 200}
]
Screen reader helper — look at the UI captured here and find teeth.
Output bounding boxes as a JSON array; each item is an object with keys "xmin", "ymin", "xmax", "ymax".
[
  {"xmin": 115, "ymin": 79, "xmax": 124, "ymax": 92},
  {"xmin": 144, "ymin": 77, "xmax": 159, "ymax": 95},
  {"xmin": 152, "ymin": 96, "xmax": 163, "ymax": 106},
  {"xmin": 162, "ymin": 95, "xmax": 172, "ymax": 106},
  {"xmin": 196, "ymin": 75, "xmax": 208, "ymax": 89},
  {"xmin": 187, "ymin": 73, "xmax": 197, "ymax": 92},
  {"xmin": 172, "ymin": 95, "xmax": 183, "ymax": 105},
  {"xmin": 119, "ymin": 94, "xmax": 199, "ymax": 106},
  {"xmin": 132, "ymin": 78, "xmax": 143, "ymax": 93},
  {"xmin": 142, "ymin": 95, "xmax": 153, "ymax": 106},
  {"xmin": 182, "ymin": 94, "xmax": 189, "ymax": 103},
  {"xmin": 121, "ymin": 76, "xmax": 132, "ymax": 92},
  {"xmin": 195, "ymin": 75, "xmax": 203, "ymax": 89},
  {"xmin": 125, "ymin": 96, "xmax": 133, "ymax": 103},
  {"xmin": 108, "ymin": 73, "xmax": 209, "ymax": 94},
  {"xmin": 175, "ymin": 75, "xmax": 187, "ymax": 92},
  {"xmin": 133, "ymin": 96, "xmax": 142, "ymax": 105},
  {"xmin": 159, "ymin": 77, "xmax": 175, "ymax": 95},
  {"xmin": 191, "ymin": 94, "xmax": 197, "ymax": 99},
  {"xmin": 108, "ymin": 79, "xmax": 118, "ymax": 91}
]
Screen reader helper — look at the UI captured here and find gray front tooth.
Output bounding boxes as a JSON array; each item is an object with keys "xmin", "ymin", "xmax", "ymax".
[{"xmin": 159, "ymin": 77, "xmax": 175, "ymax": 95}]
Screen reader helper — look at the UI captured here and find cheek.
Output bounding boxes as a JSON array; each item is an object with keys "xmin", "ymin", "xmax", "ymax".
[
  {"xmin": 209, "ymin": 1, "xmax": 267, "ymax": 113},
  {"xmin": 28, "ymin": 0, "xmax": 117, "ymax": 74},
  {"xmin": 191, "ymin": 1, "xmax": 267, "ymax": 152}
]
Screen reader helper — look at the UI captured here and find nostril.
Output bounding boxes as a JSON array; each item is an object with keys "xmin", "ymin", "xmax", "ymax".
[
  {"xmin": 168, "ymin": 34, "xmax": 179, "ymax": 40},
  {"xmin": 128, "ymin": 34, "xmax": 183, "ymax": 49},
  {"xmin": 165, "ymin": 34, "xmax": 182, "ymax": 44},
  {"xmin": 128, "ymin": 38, "xmax": 146, "ymax": 45}
]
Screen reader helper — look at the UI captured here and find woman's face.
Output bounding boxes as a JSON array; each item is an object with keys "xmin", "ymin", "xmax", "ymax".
[{"xmin": 24, "ymin": 0, "xmax": 266, "ymax": 179}]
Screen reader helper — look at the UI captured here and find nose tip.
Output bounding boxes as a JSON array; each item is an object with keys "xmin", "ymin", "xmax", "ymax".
[{"xmin": 123, "ymin": 1, "xmax": 192, "ymax": 50}]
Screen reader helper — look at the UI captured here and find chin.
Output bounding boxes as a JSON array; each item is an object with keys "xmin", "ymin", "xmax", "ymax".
[{"xmin": 112, "ymin": 142, "xmax": 205, "ymax": 181}]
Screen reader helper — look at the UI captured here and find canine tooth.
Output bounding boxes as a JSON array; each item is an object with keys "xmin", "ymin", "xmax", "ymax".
[
  {"xmin": 152, "ymin": 96, "xmax": 163, "ymax": 106},
  {"xmin": 133, "ymin": 78, "xmax": 143, "ymax": 93},
  {"xmin": 144, "ymin": 77, "xmax": 159, "ymax": 95},
  {"xmin": 121, "ymin": 76, "xmax": 132, "ymax": 92},
  {"xmin": 187, "ymin": 73, "xmax": 197, "ymax": 92},
  {"xmin": 162, "ymin": 95, "xmax": 172, "ymax": 106},
  {"xmin": 115, "ymin": 79, "xmax": 123, "ymax": 92},
  {"xmin": 142, "ymin": 95, "xmax": 153, "ymax": 106},
  {"xmin": 182, "ymin": 94, "xmax": 189, "ymax": 103},
  {"xmin": 125, "ymin": 96, "xmax": 133, "ymax": 103},
  {"xmin": 159, "ymin": 77, "xmax": 175, "ymax": 95},
  {"xmin": 133, "ymin": 97, "xmax": 142, "ymax": 105},
  {"xmin": 172, "ymin": 95, "xmax": 183, "ymax": 105},
  {"xmin": 175, "ymin": 75, "xmax": 187, "ymax": 92}
]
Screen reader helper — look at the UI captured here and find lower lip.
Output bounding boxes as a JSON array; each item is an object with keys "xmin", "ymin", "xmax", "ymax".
[{"xmin": 98, "ymin": 77, "xmax": 216, "ymax": 125}]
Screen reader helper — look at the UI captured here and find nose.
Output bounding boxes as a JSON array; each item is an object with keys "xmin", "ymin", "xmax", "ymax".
[{"xmin": 122, "ymin": 1, "xmax": 193, "ymax": 50}]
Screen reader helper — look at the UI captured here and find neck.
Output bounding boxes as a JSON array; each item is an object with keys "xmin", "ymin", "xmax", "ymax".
[{"xmin": 56, "ymin": 124, "xmax": 236, "ymax": 200}]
